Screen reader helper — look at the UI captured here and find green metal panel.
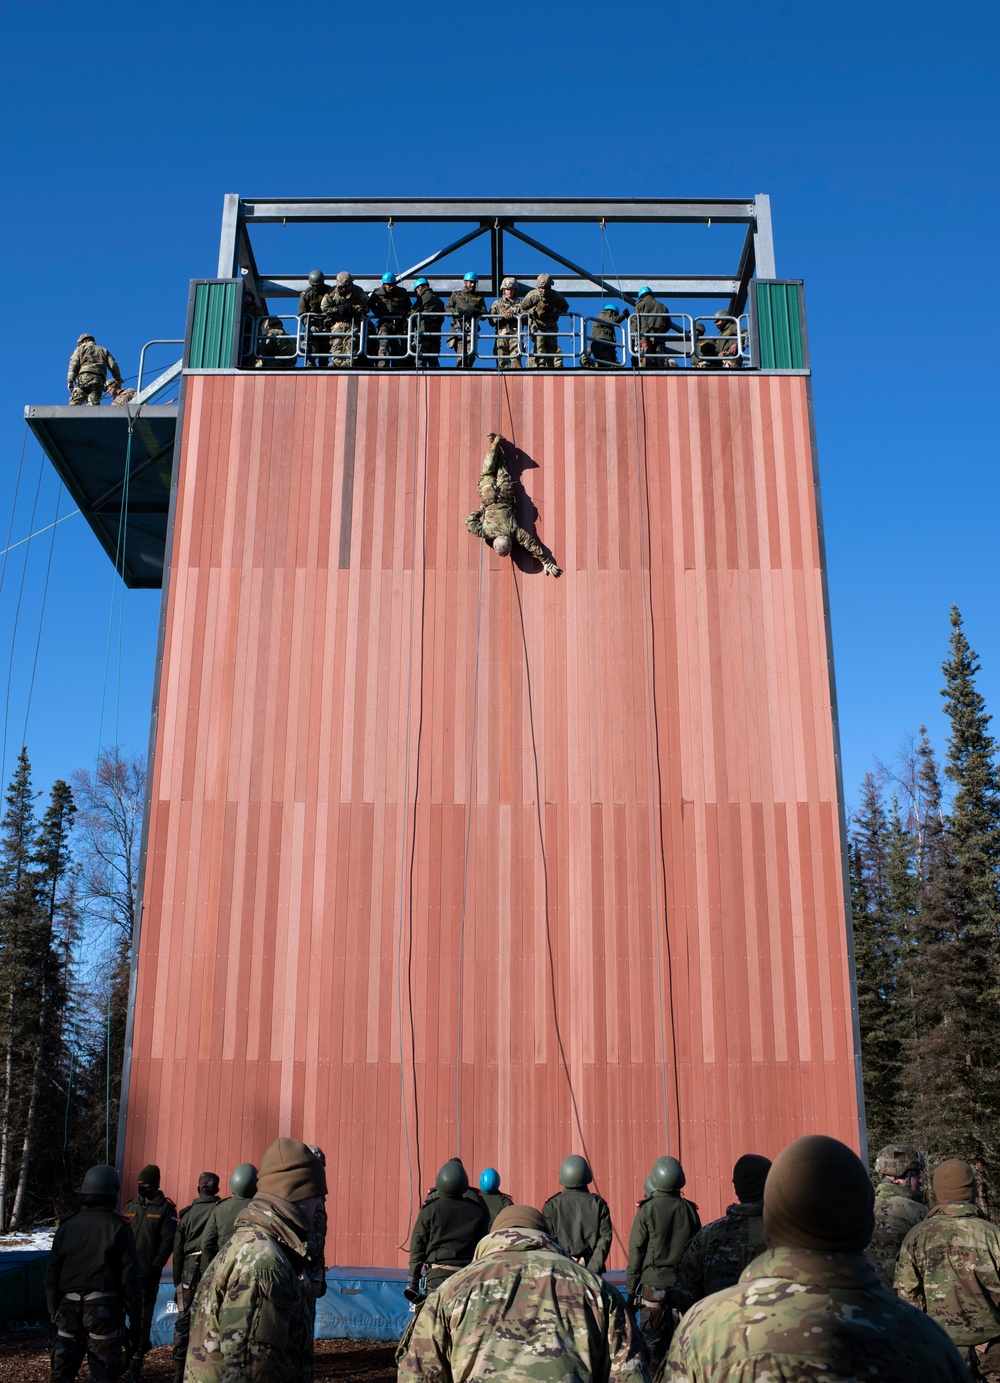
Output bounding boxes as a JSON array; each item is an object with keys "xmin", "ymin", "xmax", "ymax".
[
  {"xmin": 189, "ymin": 281, "xmax": 239, "ymax": 369},
  {"xmin": 755, "ymin": 282, "xmax": 805, "ymax": 369}
]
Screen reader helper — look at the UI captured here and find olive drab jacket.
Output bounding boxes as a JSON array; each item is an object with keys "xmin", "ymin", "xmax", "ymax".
[
  {"xmin": 626, "ymin": 1189, "xmax": 701, "ymax": 1295},
  {"xmin": 122, "ymin": 1191, "xmax": 178, "ymax": 1280},
  {"xmin": 408, "ymin": 1192, "xmax": 489, "ymax": 1283},
  {"xmin": 445, "ymin": 288, "xmax": 486, "ymax": 323},
  {"xmin": 173, "ymin": 1192, "xmax": 221, "ymax": 1288},
  {"xmin": 411, "ymin": 285, "xmax": 445, "ymax": 330},
  {"xmin": 200, "ymin": 1194, "xmax": 253, "ymax": 1267},
  {"xmin": 542, "ymin": 1187, "xmax": 614, "ymax": 1275},
  {"xmin": 369, "ymin": 283, "xmax": 412, "ymax": 322},
  {"xmin": 45, "ymin": 1204, "xmax": 143, "ymax": 1323},
  {"xmin": 633, "ymin": 292, "xmax": 673, "ymax": 336},
  {"xmin": 183, "ymin": 1192, "xmax": 314, "ymax": 1383}
]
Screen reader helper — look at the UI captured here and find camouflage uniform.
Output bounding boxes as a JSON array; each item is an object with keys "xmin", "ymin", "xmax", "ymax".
[
  {"xmin": 445, "ymin": 287, "xmax": 486, "ymax": 368},
  {"xmin": 464, "ymin": 434, "xmax": 559, "ymax": 574},
  {"xmin": 488, "ymin": 291, "xmax": 524, "ymax": 369},
  {"xmin": 627, "ymin": 1190, "xmax": 701, "ymax": 1370},
  {"xmin": 672, "ymin": 1201, "xmax": 764, "ymax": 1309},
  {"xmin": 200, "ymin": 1196, "xmax": 253, "ymax": 1268},
  {"xmin": 542, "ymin": 1186, "xmax": 614, "ymax": 1274},
  {"xmin": 867, "ymin": 1179, "xmax": 927, "ymax": 1290},
  {"xmin": 585, "ymin": 308, "xmax": 626, "ymax": 367},
  {"xmin": 398, "ymin": 1224, "xmax": 650, "ymax": 1383},
  {"xmin": 369, "ymin": 283, "xmax": 413, "ymax": 367},
  {"xmin": 663, "ymin": 1245, "xmax": 972, "ymax": 1382},
  {"xmin": 122, "ymin": 1188, "xmax": 178, "ymax": 1357},
  {"xmin": 46, "ymin": 1204, "xmax": 143, "ymax": 1382},
  {"xmin": 67, "ymin": 339, "xmax": 123, "ymax": 405},
  {"xmin": 896, "ymin": 1202, "xmax": 1000, "ymax": 1370},
  {"xmin": 183, "ymin": 1192, "xmax": 314, "ymax": 1383},
  {"xmin": 172, "ymin": 1190, "xmax": 221, "ymax": 1380},
  {"xmin": 411, "ymin": 285, "xmax": 445, "ymax": 367},
  {"xmin": 297, "ymin": 282, "xmax": 332, "ymax": 366},
  {"xmin": 320, "ymin": 283, "xmax": 369, "ymax": 368},
  {"xmin": 256, "ymin": 320, "xmax": 296, "ymax": 369},
  {"xmin": 519, "ymin": 286, "xmax": 570, "ymax": 369}
]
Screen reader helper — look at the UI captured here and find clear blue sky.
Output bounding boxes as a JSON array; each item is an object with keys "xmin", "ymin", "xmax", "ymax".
[{"xmin": 0, "ymin": 0, "xmax": 996, "ymax": 811}]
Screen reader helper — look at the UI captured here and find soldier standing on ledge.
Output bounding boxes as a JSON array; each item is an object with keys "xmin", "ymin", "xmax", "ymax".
[
  {"xmin": 298, "ymin": 269, "xmax": 332, "ymax": 367},
  {"xmin": 445, "ymin": 272, "xmax": 486, "ymax": 368},
  {"xmin": 170, "ymin": 1173, "xmax": 220, "ymax": 1383},
  {"xmin": 122, "ymin": 1163, "xmax": 177, "ymax": 1376},
  {"xmin": 46, "ymin": 1164, "xmax": 142, "ymax": 1382},
  {"xmin": 368, "ymin": 273, "xmax": 412, "ymax": 368},
  {"xmin": 542, "ymin": 1154, "xmax": 613, "ymax": 1275},
  {"xmin": 67, "ymin": 334, "xmax": 123, "ymax": 405}
]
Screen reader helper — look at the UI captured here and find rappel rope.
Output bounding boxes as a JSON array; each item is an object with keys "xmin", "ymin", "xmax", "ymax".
[
  {"xmin": 1, "ymin": 447, "xmax": 46, "ymax": 794},
  {"xmin": 0, "ymin": 425, "xmax": 30, "ymax": 602},
  {"xmin": 630, "ymin": 370, "xmax": 681, "ymax": 1156},
  {"xmin": 20, "ymin": 484, "xmax": 62, "ymax": 750}
]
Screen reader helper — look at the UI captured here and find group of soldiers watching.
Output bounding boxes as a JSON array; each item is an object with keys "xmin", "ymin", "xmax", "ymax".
[
  {"xmin": 248, "ymin": 270, "xmax": 743, "ymax": 372},
  {"xmin": 43, "ymin": 1131, "xmax": 1000, "ymax": 1382}
]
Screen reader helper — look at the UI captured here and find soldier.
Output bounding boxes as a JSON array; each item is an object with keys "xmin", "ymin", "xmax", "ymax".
[
  {"xmin": 585, "ymin": 304, "xmax": 628, "ymax": 368},
  {"xmin": 298, "ymin": 269, "xmax": 332, "ymax": 367},
  {"xmin": 406, "ymin": 1157, "xmax": 489, "ymax": 1300},
  {"xmin": 488, "ymin": 277, "xmax": 524, "ymax": 370},
  {"xmin": 170, "ymin": 1173, "xmax": 220, "ymax": 1383},
  {"xmin": 672, "ymin": 1153, "xmax": 770, "ymax": 1309},
  {"xmin": 631, "ymin": 287, "xmax": 675, "ymax": 369},
  {"xmin": 110, "ymin": 385, "xmax": 138, "ymax": 406},
  {"xmin": 445, "ymin": 271, "xmax": 486, "ymax": 368},
  {"xmin": 695, "ymin": 312, "xmax": 742, "ymax": 370},
  {"xmin": 320, "ymin": 271, "xmax": 369, "ymax": 369},
  {"xmin": 122, "ymin": 1163, "xmax": 177, "ymax": 1372},
  {"xmin": 45, "ymin": 1164, "xmax": 143, "ymax": 1383},
  {"xmin": 255, "ymin": 318, "xmax": 296, "ymax": 369},
  {"xmin": 519, "ymin": 273, "xmax": 570, "ymax": 369},
  {"xmin": 398, "ymin": 1204, "xmax": 649, "ymax": 1383},
  {"xmin": 663, "ymin": 1134, "xmax": 970, "ymax": 1383},
  {"xmin": 626, "ymin": 1156, "xmax": 701, "ymax": 1371},
  {"xmin": 184, "ymin": 1137, "xmax": 327, "ymax": 1383},
  {"xmin": 896, "ymin": 1159, "xmax": 1000, "ymax": 1379},
  {"xmin": 67, "ymin": 334, "xmax": 123, "ymax": 405},
  {"xmin": 478, "ymin": 1168, "xmax": 514, "ymax": 1228},
  {"xmin": 867, "ymin": 1143, "xmax": 927, "ymax": 1290},
  {"xmin": 542, "ymin": 1154, "xmax": 613, "ymax": 1275},
  {"xmin": 200, "ymin": 1163, "xmax": 258, "ymax": 1267},
  {"xmin": 369, "ymin": 272, "xmax": 412, "ymax": 368},
  {"xmin": 465, "ymin": 433, "xmax": 561, "ymax": 577},
  {"xmin": 410, "ymin": 277, "xmax": 445, "ymax": 368}
]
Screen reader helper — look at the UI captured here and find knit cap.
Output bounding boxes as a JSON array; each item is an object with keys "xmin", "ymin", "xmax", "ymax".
[
  {"xmin": 257, "ymin": 1138, "xmax": 328, "ymax": 1201},
  {"xmin": 137, "ymin": 1164, "xmax": 160, "ymax": 1189},
  {"xmin": 732, "ymin": 1154, "xmax": 771, "ymax": 1202},
  {"xmin": 764, "ymin": 1135, "xmax": 874, "ymax": 1251},
  {"xmin": 492, "ymin": 1205, "xmax": 546, "ymax": 1233},
  {"xmin": 933, "ymin": 1159, "xmax": 976, "ymax": 1203}
]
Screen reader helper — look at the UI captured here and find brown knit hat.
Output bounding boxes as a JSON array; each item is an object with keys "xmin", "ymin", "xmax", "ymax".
[
  {"xmin": 733, "ymin": 1154, "xmax": 771, "ymax": 1202},
  {"xmin": 764, "ymin": 1135, "xmax": 874, "ymax": 1251},
  {"xmin": 933, "ymin": 1159, "xmax": 976, "ymax": 1203},
  {"xmin": 492, "ymin": 1205, "xmax": 546, "ymax": 1233},
  {"xmin": 257, "ymin": 1138, "xmax": 327, "ymax": 1201}
]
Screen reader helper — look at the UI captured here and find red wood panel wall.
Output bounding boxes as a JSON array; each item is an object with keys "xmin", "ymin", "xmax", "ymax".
[{"xmin": 123, "ymin": 370, "xmax": 861, "ymax": 1268}]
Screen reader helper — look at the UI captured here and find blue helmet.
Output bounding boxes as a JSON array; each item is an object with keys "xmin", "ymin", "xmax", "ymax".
[
  {"xmin": 604, "ymin": 303, "xmax": 617, "ymax": 312},
  {"xmin": 463, "ymin": 271, "xmax": 478, "ymax": 282},
  {"xmin": 479, "ymin": 1167, "xmax": 501, "ymax": 1193},
  {"xmin": 413, "ymin": 277, "xmax": 428, "ymax": 287},
  {"xmin": 638, "ymin": 285, "xmax": 652, "ymax": 297},
  {"xmin": 382, "ymin": 272, "xmax": 397, "ymax": 284}
]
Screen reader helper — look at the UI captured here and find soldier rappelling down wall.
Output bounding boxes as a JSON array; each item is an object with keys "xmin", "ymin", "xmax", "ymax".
[{"xmin": 465, "ymin": 434, "xmax": 561, "ymax": 576}]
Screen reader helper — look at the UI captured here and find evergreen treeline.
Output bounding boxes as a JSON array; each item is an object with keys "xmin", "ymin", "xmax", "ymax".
[
  {"xmin": 851, "ymin": 606, "xmax": 1000, "ymax": 1210},
  {"xmin": 0, "ymin": 745, "xmax": 143, "ymax": 1231}
]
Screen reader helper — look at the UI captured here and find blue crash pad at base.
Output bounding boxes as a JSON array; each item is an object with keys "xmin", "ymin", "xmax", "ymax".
[{"xmin": 0, "ymin": 1249, "xmax": 49, "ymax": 1324}]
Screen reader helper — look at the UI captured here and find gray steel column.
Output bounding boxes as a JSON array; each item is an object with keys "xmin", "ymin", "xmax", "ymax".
[
  {"xmin": 753, "ymin": 193, "xmax": 775, "ymax": 278},
  {"xmin": 218, "ymin": 193, "xmax": 240, "ymax": 278}
]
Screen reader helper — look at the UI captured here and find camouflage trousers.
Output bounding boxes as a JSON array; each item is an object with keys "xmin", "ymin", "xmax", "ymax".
[
  {"xmin": 69, "ymin": 373, "xmax": 106, "ymax": 405},
  {"xmin": 494, "ymin": 329, "xmax": 522, "ymax": 369},
  {"xmin": 329, "ymin": 324, "xmax": 360, "ymax": 368},
  {"xmin": 637, "ymin": 1286, "xmax": 676, "ymax": 1376},
  {"xmin": 965, "ymin": 1341, "xmax": 1000, "ymax": 1380},
  {"xmin": 465, "ymin": 510, "xmax": 547, "ymax": 565},
  {"xmin": 448, "ymin": 328, "xmax": 476, "ymax": 368},
  {"xmin": 52, "ymin": 1292, "xmax": 129, "ymax": 1381},
  {"xmin": 528, "ymin": 330, "xmax": 562, "ymax": 369}
]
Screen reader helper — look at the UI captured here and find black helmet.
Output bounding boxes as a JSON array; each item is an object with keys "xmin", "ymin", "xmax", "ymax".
[
  {"xmin": 308, "ymin": 269, "xmax": 325, "ymax": 286},
  {"xmin": 229, "ymin": 1163, "xmax": 258, "ymax": 1197},
  {"xmin": 80, "ymin": 1165, "xmax": 119, "ymax": 1197},
  {"xmin": 435, "ymin": 1158, "xmax": 469, "ymax": 1197},
  {"xmin": 649, "ymin": 1155, "xmax": 685, "ymax": 1191},
  {"xmin": 559, "ymin": 1155, "xmax": 592, "ymax": 1188}
]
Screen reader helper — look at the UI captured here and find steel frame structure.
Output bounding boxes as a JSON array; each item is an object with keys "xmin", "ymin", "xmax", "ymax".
[{"xmin": 218, "ymin": 194, "xmax": 775, "ymax": 317}]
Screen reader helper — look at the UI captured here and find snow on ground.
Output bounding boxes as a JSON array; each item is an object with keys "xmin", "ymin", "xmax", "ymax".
[{"xmin": 0, "ymin": 1229, "xmax": 53, "ymax": 1253}]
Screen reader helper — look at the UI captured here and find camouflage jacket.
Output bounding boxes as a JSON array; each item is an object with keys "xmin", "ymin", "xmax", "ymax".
[
  {"xmin": 672, "ymin": 1202, "xmax": 765, "ymax": 1306},
  {"xmin": 520, "ymin": 287, "xmax": 569, "ymax": 328},
  {"xmin": 662, "ymin": 1246, "xmax": 971, "ymax": 1382},
  {"xmin": 183, "ymin": 1192, "xmax": 314, "ymax": 1383},
  {"xmin": 319, "ymin": 284, "xmax": 369, "ymax": 324},
  {"xmin": 303, "ymin": 1199, "xmax": 327, "ymax": 1300},
  {"xmin": 67, "ymin": 341, "xmax": 121, "ymax": 385},
  {"xmin": 475, "ymin": 437, "xmax": 516, "ymax": 522},
  {"xmin": 489, "ymin": 294, "xmax": 524, "ymax": 331},
  {"xmin": 895, "ymin": 1201, "xmax": 1000, "ymax": 1346},
  {"xmin": 867, "ymin": 1180, "xmax": 927, "ymax": 1289},
  {"xmin": 398, "ymin": 1225, "xmax": 650, "ymax": 1383}
]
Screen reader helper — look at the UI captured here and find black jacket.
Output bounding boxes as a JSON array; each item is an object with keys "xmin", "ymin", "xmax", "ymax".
[
  {"xmin": 122, "ymin": 1190, "xmax": 178, "ymax": 1279},
  {"xmin": 45, "ymin": 1204, "xmax": 143, "ymax": 1323}
]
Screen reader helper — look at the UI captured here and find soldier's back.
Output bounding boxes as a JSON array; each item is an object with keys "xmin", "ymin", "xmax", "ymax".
[
  {"xmin": 868, "ymin": 1183, "xmax": 927, "ymax": 1289},
  {"xmin": 675, "ymin": 1202, "xmax": 764, "ymax": 1302},
  {"xmin": 896, "ymin": 1204, "xmax": 1000, "ymax": 1346},
  {"xmin": 542, "ymin": 1188, "xmax": 609, "ymax": 1261}
]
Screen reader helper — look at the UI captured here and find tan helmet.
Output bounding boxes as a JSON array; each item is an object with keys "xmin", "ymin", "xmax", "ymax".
[
  {"xmin": 77, "ymin": 333, "xmax": 95, "ymax": 344},
  {"xmin": 501, "ymin": 276, "xmax": 517, "ymax": 290},
  {"xmin": 536, "ymin": 273, "xmax": 553, "ymax": 288},
  {"xmin": 493, "ymin": 535, "xmax": 512, "ymax": 557},
  {"xmin": 335, "ymin": 271, "xmax": 353, "ymax": 286}
]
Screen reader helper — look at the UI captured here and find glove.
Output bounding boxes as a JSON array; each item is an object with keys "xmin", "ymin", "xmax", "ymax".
[
  {"xmin": 403, "ymin": 1279, "xmax": 424, "ymax": 1304},
  {"xmin": 543, "ymin": 561, "xmax": 561, "ymax": 578}
]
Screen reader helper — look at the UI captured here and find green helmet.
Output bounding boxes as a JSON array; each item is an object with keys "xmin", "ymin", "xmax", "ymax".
[
  {"xmin": 559, "ymin": 1155, "xmax": 592, "ymax": 1188},
  {"xmin": 308, "ymin": 269, "xmax": 325, "ymax": 286},
  {"xmin": 435, "ymin": 1158, "xmax": 469, "ymax": 1197},
  {"xmin": 229, "ymin": 1163, "xmax": 258, "ymax": 1197},
  {"xmin": 875, "ymin": 1144, "xmax": 922, "ymax": 1179},
  {"xmin": 649, "ymin": 1155, "xmax": 685, "ymax": 1191},
  {"xmin": 80, "ymin": 1164, "xmax": 119, "ymax": 1197}
]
